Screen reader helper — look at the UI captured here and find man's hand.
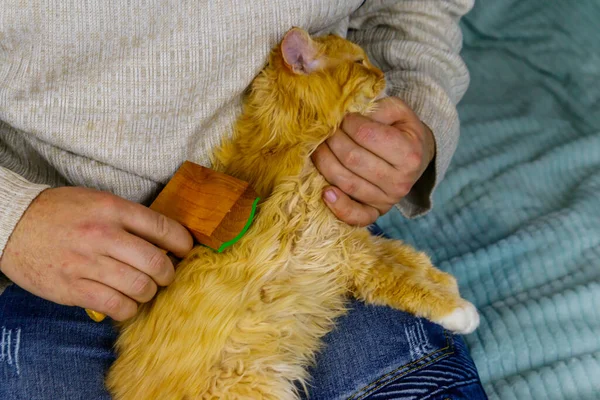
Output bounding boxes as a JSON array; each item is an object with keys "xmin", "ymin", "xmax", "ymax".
[
  {"xmin": 312, "ymin": 97, "xmax": 435, "ymax": 226},
  {"xmin": 0, "ymin": 187, "xmax": 194, "ymax": 321}
]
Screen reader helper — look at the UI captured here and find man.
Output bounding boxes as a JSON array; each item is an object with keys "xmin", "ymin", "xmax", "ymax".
[{"xmin": 0, "ymin": 1, "xmax": 486, "ymax": 398}]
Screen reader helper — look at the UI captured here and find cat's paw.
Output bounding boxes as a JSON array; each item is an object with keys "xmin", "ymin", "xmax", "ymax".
[{"xmin": 434, "ymin": 301, "xmax": 480, "ymax": 334}]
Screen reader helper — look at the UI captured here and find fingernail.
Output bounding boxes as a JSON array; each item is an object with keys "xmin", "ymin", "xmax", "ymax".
[{"xmin": 324, "ymin": 189, "xmax": 338, "ymax": 203}]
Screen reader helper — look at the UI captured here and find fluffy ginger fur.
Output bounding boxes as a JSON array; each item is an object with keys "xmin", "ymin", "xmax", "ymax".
[{"xmin": 107, "ymin": 28, "xmax": 479, "ymax": 399}]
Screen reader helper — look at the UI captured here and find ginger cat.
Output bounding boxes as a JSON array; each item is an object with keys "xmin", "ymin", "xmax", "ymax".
[{"xmin": 107, "ymin": 28, "xmax": 479, "ymax": 399}]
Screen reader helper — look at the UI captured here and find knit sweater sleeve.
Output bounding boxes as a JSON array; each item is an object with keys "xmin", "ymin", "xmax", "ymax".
[
  {"xmin": 348, "ymin": 0, "xmax": 474, "ymax": 218},
  {"xmin": 0, "ymin": 167, "xmax": 49, "ymax": 260}
]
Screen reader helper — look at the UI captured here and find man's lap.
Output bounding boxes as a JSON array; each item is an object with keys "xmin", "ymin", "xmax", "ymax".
[
  {"xmin": 307, "ymin": 300, "xmax": 486, "ymax": 400},
  {"xmin": 0, "ymin": 284, "xmax": 486, "ymax": 400}
]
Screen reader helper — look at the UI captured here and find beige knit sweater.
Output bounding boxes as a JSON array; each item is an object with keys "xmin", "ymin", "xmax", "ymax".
[{"xmin": 0, "ymin": 0, "xmax": 474, "ymax": 292}]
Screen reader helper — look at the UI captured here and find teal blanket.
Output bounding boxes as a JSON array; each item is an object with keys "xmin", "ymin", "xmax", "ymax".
[{"xmin": 377, "ymin": 1, "xmax": 600, "ymax": 399}]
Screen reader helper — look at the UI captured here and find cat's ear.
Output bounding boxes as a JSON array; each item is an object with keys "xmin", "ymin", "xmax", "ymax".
[{"xmin": 281, "ymin": 28, "xmax": 323, "ymax": 75}]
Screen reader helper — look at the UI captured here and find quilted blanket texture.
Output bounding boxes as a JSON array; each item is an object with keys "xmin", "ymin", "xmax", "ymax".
[{"xmin": 377, "ymin": 1, "xmax": 600, "ymax": 399}]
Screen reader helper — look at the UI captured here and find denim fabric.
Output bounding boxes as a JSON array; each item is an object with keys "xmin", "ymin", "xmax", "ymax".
[
  {"xmin": 0, "ymin": 225, "xmax": 487, "ymax": 399},
  {"xmin": 0, "ymin": 285, "xmax": 116, "ymax": 400},
  {"xmin": 306, "ymin": 299, "xmax": 488, "ymax": 400}
]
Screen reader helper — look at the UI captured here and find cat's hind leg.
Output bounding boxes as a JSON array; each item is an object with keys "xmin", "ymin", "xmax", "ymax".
[{"xmin": 348, "ymin": 234, "xmax": 479, "ymax": 334}]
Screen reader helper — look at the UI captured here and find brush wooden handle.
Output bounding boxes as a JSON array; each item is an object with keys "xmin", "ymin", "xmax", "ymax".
[
  {"xmin": 85, "ymin": 162, "xmax": 258, "ymax": 322},
  {"xmin": 149, "ymin": 161, "xmax": 258, "ymax": 250}
]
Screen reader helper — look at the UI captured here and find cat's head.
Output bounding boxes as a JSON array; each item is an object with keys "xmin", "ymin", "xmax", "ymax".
[
  {"xmin": 258, "ymin": 28, "xmax": 386, "ymax": 129},
  {"xmin": 218, "ymin": 29, "xmax": 387, "ymax": 192}
]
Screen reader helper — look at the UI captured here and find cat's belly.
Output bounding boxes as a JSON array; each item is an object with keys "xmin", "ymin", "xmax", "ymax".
[
  {"xmin": 109, "ymin": 237, "xmax": 351, "ymax": 398},
  {"xmin": 177, "ymin": 245, "xmax": 350, "ymax": 365}
]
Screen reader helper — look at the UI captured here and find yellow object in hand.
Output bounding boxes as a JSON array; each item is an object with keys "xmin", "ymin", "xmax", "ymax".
[{"xmin": 86, "ymin": 308, "xmax": 107, "ymax": 322}]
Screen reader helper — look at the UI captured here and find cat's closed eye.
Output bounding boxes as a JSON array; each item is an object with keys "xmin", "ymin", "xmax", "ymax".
[{"xmin": 355, "ymin": 58, "xmax": 366, "ymax": 65}]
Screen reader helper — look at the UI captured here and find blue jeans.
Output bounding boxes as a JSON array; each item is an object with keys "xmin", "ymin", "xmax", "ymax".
[
  {"xmin": 0, "ymin": 285, "xmax": 486, "ymax": 399},
  {"xmin": 0, "ymin": 226, "xmax": 487, "ymax": 399}
]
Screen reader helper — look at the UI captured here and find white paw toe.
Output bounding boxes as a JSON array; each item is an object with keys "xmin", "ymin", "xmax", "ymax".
[{"xmin": 435, "ymin": 302, "xmax": 480, "ymax": 334}]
